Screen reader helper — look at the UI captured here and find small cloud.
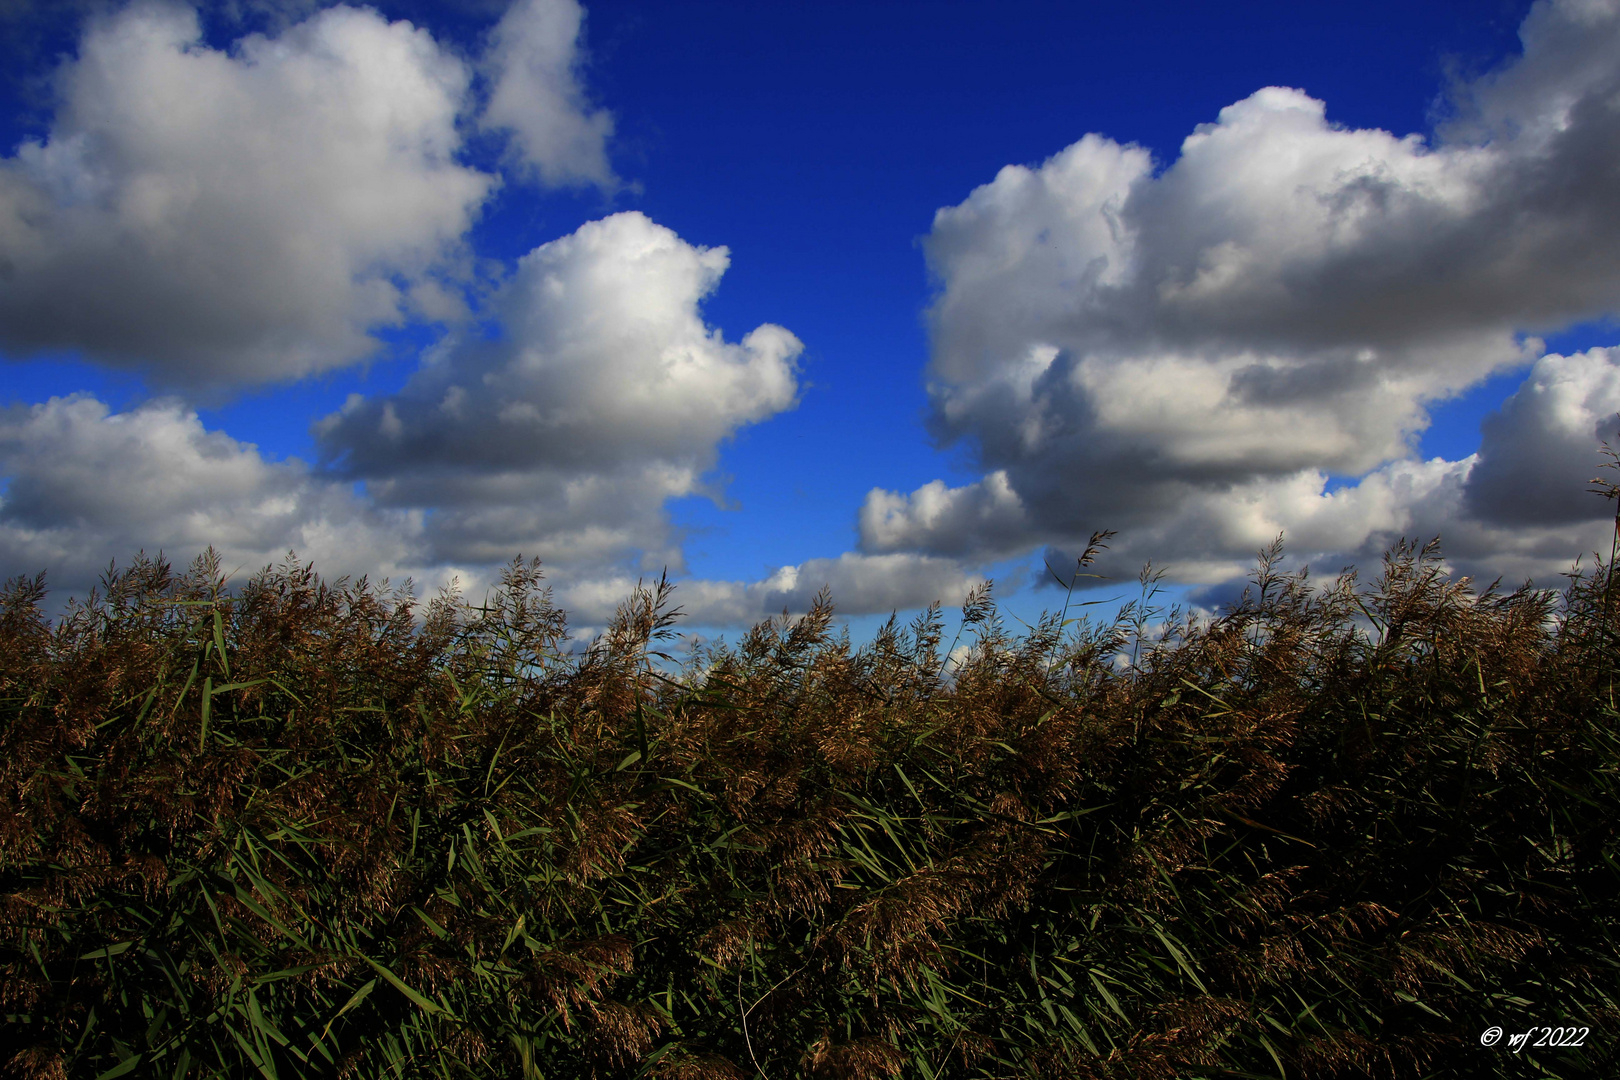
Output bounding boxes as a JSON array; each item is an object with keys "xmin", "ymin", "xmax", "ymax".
[
  {"xmin": 480, "ymin": 0, "xmax": 617, "ymax": 189},
  {"xmin": 316, "ymin": 211, "xmax": 802, "ymax": 577},
  {"xmin": 1464, "ymin": 347, "xmax": 1620, "ymax": 525}
]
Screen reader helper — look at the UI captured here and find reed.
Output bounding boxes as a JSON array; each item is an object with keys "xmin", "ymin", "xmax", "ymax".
[{"xmin": 2, "ymin": 507, "xmax": 1618, "ymax": 1077}]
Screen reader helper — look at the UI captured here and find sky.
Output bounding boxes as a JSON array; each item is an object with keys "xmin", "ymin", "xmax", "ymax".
[{"xmin": 2, "ymin": 0, "xmax": 1620, "ymax": 645}]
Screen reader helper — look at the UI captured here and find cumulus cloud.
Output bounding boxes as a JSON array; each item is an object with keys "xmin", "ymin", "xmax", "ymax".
[
  {"xmin": 0, "ymin": 393, "xmax": 974, "ymax": 626},
  {"xmin": 860, "ymin": 470, "xmax": 1031, "ymax": 562},
  {"xmin": 481, "ymin": 0, "xmax": 615, "ymax": 188},
  {"xmin": 0, "ymin": 0, "xmax": 620, "ymax": 386},
  {"xmin": 862, "ymin": 0, "xmax": 1620, "ymax": 591},
  {"xmin": 0, "ymin": 395, "xmax": 429, "ymax": 594},
  {"xmin": 0, "ymin": 2, "xmax": 492, "ymax": 384},
  {"xmin": 1464, "ymin": 348, "xmax": 1620, "ymax": 525},
  {"xmin": 317, "ymin": 211, "xmax": 803, "ymax": 574}
]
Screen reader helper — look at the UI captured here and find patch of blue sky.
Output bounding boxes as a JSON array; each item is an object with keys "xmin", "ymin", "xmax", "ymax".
[
  {"xmin": 196, "ymin": 321, "xmax": 444, "ymax": 465},
  {"xmin": 1, "ymin": 353, "xmax": 150, "ymax": 415}
]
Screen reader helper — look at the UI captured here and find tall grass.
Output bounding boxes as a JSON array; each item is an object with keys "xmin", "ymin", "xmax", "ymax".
[{"xmin": 2, "ymin": 515, "xmax": 1618, "ymax": 1077}]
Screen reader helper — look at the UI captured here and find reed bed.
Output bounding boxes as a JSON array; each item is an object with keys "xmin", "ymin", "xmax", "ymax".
[{"xmin": 2, "ymin": 515, "xmax": 1618, "ymax": 1078}]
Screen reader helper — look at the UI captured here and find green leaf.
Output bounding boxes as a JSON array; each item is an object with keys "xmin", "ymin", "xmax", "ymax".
[
  {"xmin": 79, "ymin": 941, "xmax": 134, "ymax": 960},
  {"xmin": 199, "ymin": 676, "xmax": 212, "ymax": 747},
  {"xmin": 362, "ymin": 957, "xmax": 451, "ymax": 1018},
  {"xmin": 319, "ymin": 978, "xmax": 379, "ymax": 1041},
  {"xmin": 212, "ymin": 609, "xmax": 230, "ymax": 680},
  {"xmin": 95, "ymin": 1055, "xmax": 144, "ymax": 1080},
  {"xmin": 411, "ymin": 907, "xmax": 449, "ymax": 939}
]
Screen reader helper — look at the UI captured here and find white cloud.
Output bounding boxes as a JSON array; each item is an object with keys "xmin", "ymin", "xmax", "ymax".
[
  {"xmin": 0, "ymin": 2, "xmax": 493, "ymax": 385},
  {"xmin": 859, "ymin": 470, "xmax": 1030, "ymax": 561},
  {"xmin": 481, "ymin": 0, "xmax": 615, "ymax": 188},
  {"xmin": 863, "ymin": 0, "xmax": 1620, "ymax": 592},
  {"xmin": 0, "ymin": 395, "xmax": 977, "ymax": 627},
  {"xmin": 0, "ymin": 395, "xmax": 428, "ymax": 594},
  {"xmin": 1464, "ymin": 347, "xmax": 1620, "ymax": 525},
  {"xmin": 0, "ymin": 0, "xmax": 623, "ymax": 386},
  {"xmin": 316, "ymin": 211, "xmax": 803, "ymax": 575}
]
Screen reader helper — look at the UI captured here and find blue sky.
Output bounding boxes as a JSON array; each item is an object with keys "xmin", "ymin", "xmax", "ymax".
[{"xmin": 2, "ymin": 0, "xmax": 1619, "ymax": 644}]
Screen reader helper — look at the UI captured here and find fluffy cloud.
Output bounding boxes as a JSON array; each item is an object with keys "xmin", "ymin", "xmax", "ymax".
[
  {"xmin": 860, "ymin": 470, "xmax": 1031, "ymax": 562},
  {"xmin": 863, "ymin": 0, "xmax": 1620, "ymax": 591},
  {"xmin": 0, "ymin": 0, "xmax": 618, "ymax": 386},
  {"xmin": 316, "ymin": 211, "xmax": 803, "ymax": 574},
  {"xmin": 1464, "ymin": 348, "xmax": 1620, "ymax": 526},
  {"xmin": 0, "ymin": 395, "xmax": 428, "ymax": 593},
  {"xmin": 481, "ymin": 0, "xmax": 615, "ymax": 188},
  {"xmin": 0, "ymin": 2, "xmax": 490, "ymax": 384},
  {"xmin": 0, "ymin": 392, "xmax": 975, "ymax": 626}
]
